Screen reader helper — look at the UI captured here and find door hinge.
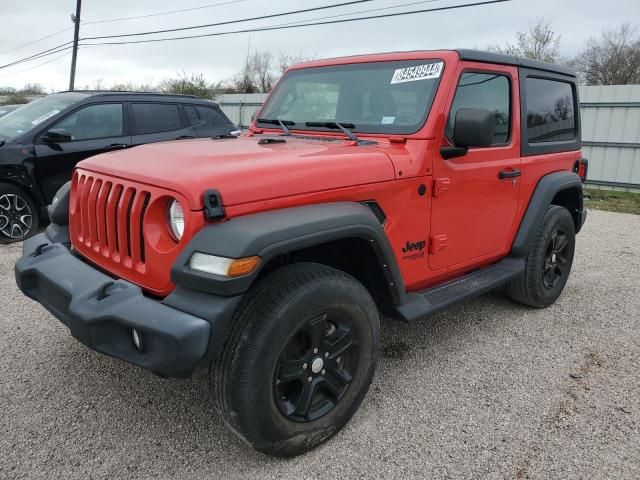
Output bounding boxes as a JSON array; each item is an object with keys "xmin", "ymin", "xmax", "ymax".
[
  {"xmin": 433, "ymin": 178, "xmax": 450, "ymax": 197},
  {"xmin": 429, "ymin": 234, "xmax": 448, "ymax": 254}
]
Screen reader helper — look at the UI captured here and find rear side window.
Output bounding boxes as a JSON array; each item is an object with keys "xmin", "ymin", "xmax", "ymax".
[
  {"xmin": 525, "ymin": 78, "xmax": 576, "ymax": 143},
  {"xmin": 446, "ymin": 72, "xmax": 511, "ymax": 145},
  {"xmin": 131, "ymin": 103, "xmax": 183, "ymax": 135},
  {"xmin": 184, "ymin": 105, "xmax": 231, "ymax": 136}
]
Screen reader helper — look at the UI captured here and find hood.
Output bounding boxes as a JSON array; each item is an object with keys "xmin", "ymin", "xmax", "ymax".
[{"xmin": 78, "ymin": 135, "xmax": 397, "ymax": 210}]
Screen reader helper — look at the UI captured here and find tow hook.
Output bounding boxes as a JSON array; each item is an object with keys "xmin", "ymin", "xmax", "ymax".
[
  {"xmin": 96, "ymin": 281, "xmax": 115, "ymax": 301},
  {"xmin": 32, "ymin": 243, "xmax": 49, "ymax": 257}
]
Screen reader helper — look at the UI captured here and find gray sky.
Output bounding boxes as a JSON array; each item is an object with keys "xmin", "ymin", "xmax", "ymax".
[{"xmin": 0, "ymin": 0, "xmax": 638, "ymax": 91}]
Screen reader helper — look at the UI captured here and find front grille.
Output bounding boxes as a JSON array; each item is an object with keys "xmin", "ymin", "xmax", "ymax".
[{"xmin": 73, "ymin": 172, "xmax": 150, "ymax": 269}]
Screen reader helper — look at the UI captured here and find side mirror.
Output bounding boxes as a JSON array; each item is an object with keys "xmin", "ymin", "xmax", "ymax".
[
  {"xmin": 453, "ymin": 108, "xmax": 495, "ymax": 147},
  {"xmin": 41, "ymin": 128, "xmax": 72, "ymax": 144},
  {"xmin": 441, "ymin": 108, "xmax": 495, "ymax": 159}
]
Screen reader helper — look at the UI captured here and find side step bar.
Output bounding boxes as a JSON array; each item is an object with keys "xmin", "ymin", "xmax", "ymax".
[{"xmin": 386, "ymin": 257, "xmax": 525, "ymax": 323}]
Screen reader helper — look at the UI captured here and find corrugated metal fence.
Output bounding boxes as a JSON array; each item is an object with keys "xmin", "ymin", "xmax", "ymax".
[
  {"xmin": 215, "ymin": 93, "xmax": 267, "ymax": 130},
  {"xmin": 579, "ymin": 85, "xmax": 640, "ymax": 191},
  {"xmin": 217, "ymin": 86, "xmax": 640, "ymax": 191}
]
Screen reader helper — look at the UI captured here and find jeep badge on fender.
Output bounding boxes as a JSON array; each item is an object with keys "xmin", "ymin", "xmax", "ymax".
[{"xmin": 15, "ymin": 50, "xmax": 587, "ymax": 457}]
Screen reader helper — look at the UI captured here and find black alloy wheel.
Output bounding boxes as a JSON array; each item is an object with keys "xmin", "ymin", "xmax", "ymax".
[
  {"xmin": 542, "ymin": 228, "xmax": 570, "ymax": 289},
  {"xmin": 507, "ymin": 205, "xmax": 576, "ymax": 308},
  {"xmin": 211, "ymin": 262, "xmax": 379, "ymax": 457},
  {"xmin": 274, "ymin": 311, "xmax": 358, "ymax": 422},
  {"xmin": 0, "ymin": 192, "xmax": 35, "ymax": 241}
]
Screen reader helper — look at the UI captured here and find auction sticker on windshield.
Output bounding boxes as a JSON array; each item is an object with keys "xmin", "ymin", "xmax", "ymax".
[
  {"xmin": 390, "ymin": 62, "xmax": 443, "ymax": 84},
  {"xmin": 31, "ymin": 110, "xmax": 60, "ymax": 126}
]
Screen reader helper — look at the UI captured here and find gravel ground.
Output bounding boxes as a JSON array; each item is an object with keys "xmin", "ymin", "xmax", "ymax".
[{"xmin": 1, "ymin": 209, "xmax": 639, "ymax": 480}]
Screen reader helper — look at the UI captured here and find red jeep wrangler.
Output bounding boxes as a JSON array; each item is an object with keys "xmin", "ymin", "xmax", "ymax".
[{"xmin": 16, "ymin": 50, "xmax": 587, "ymax": 456}]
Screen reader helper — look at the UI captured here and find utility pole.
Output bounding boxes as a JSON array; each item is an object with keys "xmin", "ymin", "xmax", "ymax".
[{"xmin": 69, "ymin": 0, "xmax": 82, "ymax": 91}]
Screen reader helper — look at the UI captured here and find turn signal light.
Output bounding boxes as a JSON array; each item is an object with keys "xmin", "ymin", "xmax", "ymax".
[
  {"xmin": 189, "ymin": 253, "xmax": 261, "ymax": 277},
  {"xmin": 228, "ymin": 256, "xmax": 261, "ymax": 277}
]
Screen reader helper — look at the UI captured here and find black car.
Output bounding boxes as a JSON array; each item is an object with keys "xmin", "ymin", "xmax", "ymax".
[
  {"xmin": 0, "ymin": 91, "xmax": 240, "ymax": 242},
  {"xmin": 0, "ymin": 104, "xmax": 22, "ymax": 118}
]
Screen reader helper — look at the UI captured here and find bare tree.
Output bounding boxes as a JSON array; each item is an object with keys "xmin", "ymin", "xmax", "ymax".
[
  {"xmin": 251, "ymin": 51, "xmax": 276, "ymax": 93},
  {"xmin": 276, "ymin": 52, "xmax": 317, "ymax": 74},
  {"xmin": 92, "ymin": 78, "xmax": 105, "ymax": 91},
  {"xmin": 572, "ymin": 23, "xmax": 640, "ymax": 85},
  {"xmin": 109, "ymin": 81, "xmax": 156, "ymax": 92},
  {"xmin": 231, "ymin": 50, "xmax": 316, "ymax": 93},
  {"xmin": 19, "ymin": 82, "xmax": 46, "ymax": 95},
  {"xmin": 233, "ymin": 56, "xmax": 257, "ymax": 93},
  {"xmin": 491, "ymin": 18, "xmax": 561, "ymax": 63}
]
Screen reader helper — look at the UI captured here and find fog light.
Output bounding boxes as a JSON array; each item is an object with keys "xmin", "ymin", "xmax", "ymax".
[{"xmin": 131, "ymin": 328, "xmax": 142, "ymax": 352}]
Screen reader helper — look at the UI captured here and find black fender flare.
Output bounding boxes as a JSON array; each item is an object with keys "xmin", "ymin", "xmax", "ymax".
[
  {"xmin": 171, "ymin": 202, "xmax": 405, "ymax": 303},
  {"xmin": 511, "ymin": 171, "xmax": 584, "ymax": 256}
]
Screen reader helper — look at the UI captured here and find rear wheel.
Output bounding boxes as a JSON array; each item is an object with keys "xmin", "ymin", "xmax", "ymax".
[
  {"xmin": 211, "ymin": 263, "xmax": 379, "ymax": 457},
  {"xmin": 0, "ymin": 184, "xmax": 39, "ymax": 244},
  {"xmin": 508, "ymin": 205, "xmax": 575, "ymax": 307}
]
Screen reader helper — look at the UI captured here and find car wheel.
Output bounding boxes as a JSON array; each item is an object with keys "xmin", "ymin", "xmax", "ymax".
[
  {"xmin": 508, "ymin": 205, "xmax": 576, "ymax": 308},
  {"xmin": 0, "ymin": 184, "xmax": 39, "ymax": 244},
  {"xmin": 211, "ymin": 262, "xmax": 380, "ymax": 457}
]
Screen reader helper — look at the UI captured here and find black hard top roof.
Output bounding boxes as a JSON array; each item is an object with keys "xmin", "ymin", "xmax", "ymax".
[{"xmin": 456, "ymin": 49, "xmax": 576, "ymax": 77}]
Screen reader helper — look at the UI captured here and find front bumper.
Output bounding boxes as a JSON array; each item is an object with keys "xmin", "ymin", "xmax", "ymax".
[{"xmin": 15, "ymin": 230, "xmax": 241, "ymax": 377}]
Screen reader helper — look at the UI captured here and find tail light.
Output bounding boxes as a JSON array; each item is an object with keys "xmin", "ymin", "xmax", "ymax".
[{"xmin": 575, "ymin": 158, "xmax": 588, "ymax": 183}]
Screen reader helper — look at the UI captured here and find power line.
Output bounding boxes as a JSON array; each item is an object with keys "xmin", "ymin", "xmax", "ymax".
[
  {"xmin": 0, "ymin": 42, "xmax": 74, "ymax": 70},
  {"xmin": 1, "ymin": 0, "xmax": 511, "ymax": 72},
  {"xmin": 0, "ymin": 51, "xmax": 71, "ymax": 78},
  {"xmin": 83, "ymin": 0, "xmax": 248, "ymax": 25},
  {"xmin": 0, "ymin": 0, "xmax": 371, "ymax": 70},
  {"xmin": 82, "ymin": 0, "xmax": 511, "ymax": 47},
  {"xmin": 0, "ymin": 27, "xmax": 72, "ymax": 56},
  {"xmin": 0, "ymin": 0, "xmax": 247, "ymax": 60},
  {"xmin": 261, "ymin": 0, "xmax": 441, "ymax": 28},
  {"xmin": 0, "ymin": 43, "xmax": 74, "ymax": 70},
  {"xmin": 81, "ymin": 0, "xmax": 374, "ymax": 41}
]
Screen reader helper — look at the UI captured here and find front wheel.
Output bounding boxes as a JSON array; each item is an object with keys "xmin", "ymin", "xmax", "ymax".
[
  {"xmin": 0, "ymin": 184, "xmax": 39, "ymax": 244},
  {"xmin": 508, "ymin": 205, "xmax": 576, "ymax": 307},
  {"xmin": 211, "ymin": 263, "xmax": 380, "ymax": 457}
]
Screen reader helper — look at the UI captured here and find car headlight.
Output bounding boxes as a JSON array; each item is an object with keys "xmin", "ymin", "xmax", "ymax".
[{"xmin": 167, "ymin": 199, "xmax": 185, "ymax": 241}]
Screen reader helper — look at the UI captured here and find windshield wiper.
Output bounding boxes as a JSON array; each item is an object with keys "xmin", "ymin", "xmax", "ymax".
[
  {"xmin": 256, "ymin": 118, "xmax": 294, "ymax": 136},
  {"xmin": 212, "ymin": 133, "xmax": 238, "ymax": 139},
  {"xmin": 304, "ymin": 121, "xmax": 374, "ymax": 145}
]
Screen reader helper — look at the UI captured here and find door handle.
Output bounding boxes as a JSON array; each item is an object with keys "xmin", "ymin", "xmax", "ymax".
[
  {"xmin": 499, "ymin": 169, "xmax": 521, "ymax": 179},
  {"xmin": 105, "ymin": 143, "xmax": 128, "ymax": 151}
]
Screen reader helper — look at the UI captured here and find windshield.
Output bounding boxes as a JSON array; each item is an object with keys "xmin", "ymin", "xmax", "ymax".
[
  {"xmin": 0, "ymin": 92, "xmax": 89, "ymax": 141},
  {"xmin": 257, "ymin": 59, "xmax": 444, "ymax": 135}
]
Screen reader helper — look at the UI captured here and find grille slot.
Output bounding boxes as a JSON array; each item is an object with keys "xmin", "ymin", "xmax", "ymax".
[
  {"xmin": 72, "ymin": 173, "xmax": 149, "ymax": 269},
  {"xmin": 125, "ymin": 191, "xmax": 136, "ymax": 258},
  {"xmin": 139, "ymin": 193, "xmax": 151, "ymax": 263}
]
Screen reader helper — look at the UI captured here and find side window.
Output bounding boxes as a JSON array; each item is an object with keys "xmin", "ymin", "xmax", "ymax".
[
  {"xmin": 446, "ymin": 72, "xmax": 511, "ymax": 145},
  {"xmin": 525, "ymin": 78, "xmax": 576, "ymax": 143},
  {"xmin": 54, "ymin": 103, "xmax": 123, "ymax": 140},
  {"xmin": 131, "ymin": 103, "xmax": 183, "ymax": 135},
  {"xmin": 185, "ymin": 105, "xmax": 231, "ymax": 136},
  {"xmin": 184, "ymin": 105, "xmax": 199, "ymax": 125}
]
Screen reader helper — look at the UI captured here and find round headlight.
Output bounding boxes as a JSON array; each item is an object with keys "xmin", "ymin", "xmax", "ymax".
[{"xmin": 167, "ymin": 199, "xmax": 185, "ymax": 241}]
